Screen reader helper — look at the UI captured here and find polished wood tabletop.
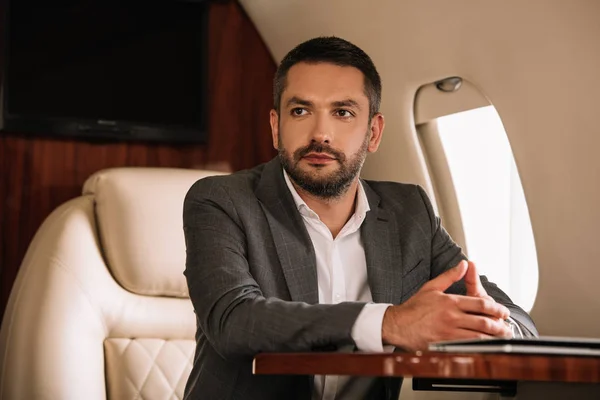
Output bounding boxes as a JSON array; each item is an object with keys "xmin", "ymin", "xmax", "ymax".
[{"xmin": 253, "ymin": 352, "xmax": 600, "ymax": 383}]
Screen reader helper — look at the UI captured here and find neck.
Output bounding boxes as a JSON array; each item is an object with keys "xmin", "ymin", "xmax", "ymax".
[{"xmin": 292, "ymin": 178, "xmax": 360, "ymax": 238}]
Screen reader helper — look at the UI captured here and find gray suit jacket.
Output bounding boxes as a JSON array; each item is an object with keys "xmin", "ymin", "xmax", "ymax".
[{"xmin": 182, "ymin": 157, "xmax": 537, "ymax": 400}]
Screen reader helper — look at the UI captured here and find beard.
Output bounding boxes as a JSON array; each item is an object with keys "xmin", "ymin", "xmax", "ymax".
[{"xmin": 278, "ymin": 132, "xmax": 370, "ymax": 199}]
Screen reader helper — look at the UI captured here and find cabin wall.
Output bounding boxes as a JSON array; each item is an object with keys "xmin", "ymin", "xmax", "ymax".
[
  {"xmin": 240, "ymin": 0, "xmax": 600, "ymax": 339},
  {"xmin": 0, "ymin": 1, "xmax": 277, "ymax": 321}
]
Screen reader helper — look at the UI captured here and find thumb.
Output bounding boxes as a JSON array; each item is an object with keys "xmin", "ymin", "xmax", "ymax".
[
  {"xmin": 465, "ymin": 261, "xmax": 487, "ymax": 297},
  {"xmin": 422, "ymin": 260, "xmax": 468, "ymax": 292}
]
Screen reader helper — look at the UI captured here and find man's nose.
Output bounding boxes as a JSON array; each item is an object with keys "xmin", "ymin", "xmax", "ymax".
[{"xmin": 309, "ymin": 114, "xmax": 333, "ymax": 144}]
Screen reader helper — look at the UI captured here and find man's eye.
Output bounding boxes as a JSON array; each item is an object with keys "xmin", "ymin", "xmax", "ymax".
[
  {"xmin": 336, "ymin": 109, "xmax": 353, "ymax": 118},
  {"xmin": 291, "ymin": 108, "xmax": 307, "ymax": 116}
]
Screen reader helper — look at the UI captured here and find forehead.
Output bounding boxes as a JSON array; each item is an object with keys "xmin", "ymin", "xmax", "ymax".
[{"xmin": 283, "ymin": 62, "xmax": 368, "ymax": 105}]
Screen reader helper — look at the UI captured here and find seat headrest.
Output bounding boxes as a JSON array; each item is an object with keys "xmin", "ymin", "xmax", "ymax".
[{"xmin": 83, "ymin": 167, "xmax": 226, "ymax": 297}]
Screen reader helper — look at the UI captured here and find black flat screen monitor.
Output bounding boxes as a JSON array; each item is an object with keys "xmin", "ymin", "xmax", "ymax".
[{"xmin": 1, "ymin": 0, "xmax": 209, "ymax": 144}]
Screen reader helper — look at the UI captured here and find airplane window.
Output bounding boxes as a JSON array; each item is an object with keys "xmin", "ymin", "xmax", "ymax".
[{"xmin": 436, "ymin": 105, "xmax": 538, "ymax": 311}]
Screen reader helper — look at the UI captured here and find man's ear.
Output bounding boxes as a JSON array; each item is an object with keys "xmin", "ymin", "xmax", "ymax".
[
  {"xmin": 270, "ymin": 109, "xmax": 279, "ymax": 150},
  {"xmin": 367, "ymin": 113, "xmax": 385, "ymax": 153}
]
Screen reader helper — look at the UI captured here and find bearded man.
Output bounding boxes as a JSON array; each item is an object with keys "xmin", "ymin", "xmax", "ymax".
[{"xmin": 182, "ymin": 36, "xmax": 537, "ymax": 400}]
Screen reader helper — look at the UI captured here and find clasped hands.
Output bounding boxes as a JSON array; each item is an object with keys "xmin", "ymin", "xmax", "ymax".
[{"xmin": 382, "ymin": 260, "xmax": 513, "ymax": 351}]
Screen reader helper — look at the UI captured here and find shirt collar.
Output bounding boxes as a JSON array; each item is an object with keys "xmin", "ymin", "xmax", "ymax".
[{"xmin": 283, "ymin": 169, "xmax": 370, "ymax": 220}]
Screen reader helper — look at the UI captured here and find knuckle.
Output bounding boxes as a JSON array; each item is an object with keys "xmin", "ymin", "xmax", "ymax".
[
  {"xmin": 476, "ymin": 298, "xmax": 488, "ymax": 312},
  {"xmin": 442, "ymin": 294, "xmax": 457, "ymax": 307},
  {"xmin": 449, "ymin": 295, "xmax": 460, "ymax": 306},
  {"xmin": 478, "ymin": 317, "xmax": 492, "ymax": 333},
  {"xmin": 498, "ymin": 320, "xmax": 511, "ymax": 336},
  {"xmin": 445, "ymin": 311, "xmax": 458, "ymax": 324},
  {"xmin": 440, "ymin": 311, "xmax": 457, "ymax": 327}
]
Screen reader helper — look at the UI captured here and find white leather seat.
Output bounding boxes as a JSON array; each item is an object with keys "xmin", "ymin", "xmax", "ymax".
[{"xmin": 0, "ymin": 167, "xmax": 225, "ymax": 400}]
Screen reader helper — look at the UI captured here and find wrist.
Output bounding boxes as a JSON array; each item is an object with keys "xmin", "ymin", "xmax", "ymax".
[
  {"xmin": 382, "ymin": 305, "xmax": 409, "ymax": 349},
  {"xmin": 381, "ymin": 307, "xmax": 393, "ymax": 345}
]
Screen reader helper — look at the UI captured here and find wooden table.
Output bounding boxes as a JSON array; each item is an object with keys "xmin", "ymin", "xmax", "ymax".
[{"xmin": 253, "ymin": 352, "xmax": 600, "ymax": 395}]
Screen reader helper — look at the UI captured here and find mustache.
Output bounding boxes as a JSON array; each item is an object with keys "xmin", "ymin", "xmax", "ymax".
[{"xmin": 294, "ymin": 142, "xmax": 345, "ymax": 161}]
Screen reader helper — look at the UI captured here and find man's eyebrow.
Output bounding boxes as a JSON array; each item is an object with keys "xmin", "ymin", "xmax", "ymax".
[
  {"xmin": 331, "ymin": 99, "xmax": 361, "ymax": 110},
  {"xmin": 285, "ymin": 96, "xmax": 314, "ymax": 108}
]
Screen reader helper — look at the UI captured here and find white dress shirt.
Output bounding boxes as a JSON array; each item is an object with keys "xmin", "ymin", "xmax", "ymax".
[{"xmin": 283, "ymin": 171, "xmax": 391, "ymax": 400}]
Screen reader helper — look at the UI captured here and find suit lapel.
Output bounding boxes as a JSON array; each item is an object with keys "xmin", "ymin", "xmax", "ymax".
[
  {"xmin": 254, "ymin": 160, "xmax": 403, "ymax": 306},
  {"xmin": 255, "ymin": 158, "xmax": 319, "ymax": 304},
  {"xmin": 361, "ymin": 181, "xmax": 403, "ymax": 305}
]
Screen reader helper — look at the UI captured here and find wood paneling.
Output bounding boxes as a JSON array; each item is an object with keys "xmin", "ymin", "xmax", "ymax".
[
  {"xmin": 254, "ymin": 352, "xmax": 600, "ymax": 384},
  {"xmin": 0, "ymin": 1, "xmax": 277, "ymax": 320}
]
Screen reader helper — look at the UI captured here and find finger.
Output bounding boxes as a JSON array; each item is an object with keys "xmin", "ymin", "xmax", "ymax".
[
  {"xmin": 453, "ymin": 295, "xmax": 511, "ymax": 320},
  {"xmin": 449, "ymin": 329, "xmax": 497, "ymax": 341},
  {"xmin": 422, "ymin": 261, "xmax": 468, "ymax": 292},
  {"xmin": 464, "ymin": 261, "xmax": 487, "ymax": 297},
  {"xmin": 429, "ymin": 329, "xmax": 496, "ymax": 346},
  {"xmin": 456, "ymin": 314, "xmax": 513, "ymax": 338}
]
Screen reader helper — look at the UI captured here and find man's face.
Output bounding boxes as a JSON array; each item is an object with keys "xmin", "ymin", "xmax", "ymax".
[{"xmin": 270, "ymin": 62, "xmax": 383, "ymax": 199}]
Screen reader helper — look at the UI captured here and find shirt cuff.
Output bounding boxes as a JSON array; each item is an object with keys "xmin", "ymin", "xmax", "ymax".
[
  {"xmin": 351, "ymin": 303, "xmax": 392, "ymax": 352},
  {"xmin": 507, "ymin": 316, "xmax": 524, "ymax": 338}
]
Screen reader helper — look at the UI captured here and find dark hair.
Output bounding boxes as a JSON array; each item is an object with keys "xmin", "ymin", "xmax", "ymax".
[{"xmin": 273, "ymin": 36, "xmax": 382, "ymax": 118}]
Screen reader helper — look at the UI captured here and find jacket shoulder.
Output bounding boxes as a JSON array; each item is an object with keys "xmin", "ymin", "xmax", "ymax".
[
  {"xmin": 363, "ymin": 180, "xmax": 429, "ymax": 209},
  {"xmin": 185, "ymin": 163, "xmax": 266, "ymax": 202}
]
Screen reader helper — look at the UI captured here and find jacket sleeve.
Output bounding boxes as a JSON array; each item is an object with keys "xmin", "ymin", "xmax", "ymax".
[
  {"xmin": 416, "ymin": 185, "xmax": 539, "ymax": 337},
  {"xmin": 183, "ymin": 179, "xmax": 366, "ymax": 360}
]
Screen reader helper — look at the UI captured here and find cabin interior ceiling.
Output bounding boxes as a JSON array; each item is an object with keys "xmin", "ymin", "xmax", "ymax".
[{"xmin": 239, "ymin": 0, "xmax": 600, "ymax": 337}]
